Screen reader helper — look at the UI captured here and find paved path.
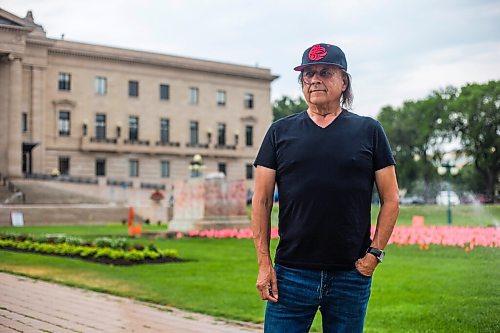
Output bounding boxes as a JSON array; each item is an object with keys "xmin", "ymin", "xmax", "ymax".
[{"xmin": 0, "ymin": 272, "xmax": 263, "ymax": 333}]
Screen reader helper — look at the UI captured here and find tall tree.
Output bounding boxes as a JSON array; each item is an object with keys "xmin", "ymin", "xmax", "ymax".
[
  {"xmin": 448, "ymin": 81, "xmax": 499, "ymax": 203},
  {"xmin": 273, "ymin": 96, "xmax": 307, "ymax": 121},
  {"xmin": 377, "ymin": 96, "xmax": 448, "ymax": 200}
]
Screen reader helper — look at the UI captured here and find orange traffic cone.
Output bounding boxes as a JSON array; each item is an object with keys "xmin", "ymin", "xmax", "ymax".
[{"xmin": 128, "ymin": 207, "xmax": 134, "ymax": 227}]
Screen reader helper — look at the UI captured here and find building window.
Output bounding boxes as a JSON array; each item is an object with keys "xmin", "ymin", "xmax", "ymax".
[
  {"xmin": 190, "ymin": 121, "xmax": 199, "ymax": 145},
  {"xmin": 218, "ymin": 163, "xmax": 226, "ymax": 175},
  {"xmin": 58, "ymin": 72, "xmax": 71, "ymax": 91},
  {"xmin": 95, "ymin": 159, "xmax": 106, "ymax": 177},
  {"xmin": 129, "ymin": 159, "xmax": 139, "ymax": 177},
  {"xmin": 129, "ymin": 80, "xmax": 139, "ymax": 97},
  {"xmin": 95, "ymin": 113, "xmax": 106, "ymax": 139},
  {"xmin": 95, "ymin": 76, "xmax": 107, "ymax": 95},
  {"xmin": 58, "ymin": 111, "xmax": 70, "ymax": 136},
  {"xmin": 217, "ymin": 90, "xmax": 226, "ymax": 106},
  {"xmin": 160, "ymin": 84, "xmax": 170, "ymax": 100},
  {"xmin": 245, "ymin": 125, "xmax": 253, "ymax": 146},
  {"xmin": 246, "ymin": 164, "xmax": 254, "ymax": 180},
  {"xmin": 22, "ymin": 112, "xmax": 27, "ymax": 132},
  {"xmin": 189, "ymin": 87, "xmax": 199, "ymax": 105},
  {"xmin": 244, "ymin": 93, "xmax": 254, "ymax": 109},
  {"xmin": 217, "ymin": 123, "xmax": 226, "ymax": 146},
  {"xmin": 160, "ymin": 118, "xmax": 170, "ymax": 143},
  {"xmin": 59, "ymin": 156, "xmax": 70, "ymax": 175},
  {"xmin": 129, "ymin": 116, "xmax": 139, "ymax": 141},
  {"xmin": 161, "ymin": 160, "xmax": 170, "ymax": 178}
]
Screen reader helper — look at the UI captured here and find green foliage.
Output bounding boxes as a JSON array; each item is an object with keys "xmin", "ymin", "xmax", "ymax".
[
  {"xmin": 160, "ymin": 248, "xmax": 178, "ymax": 258},
  {"xmin": 377, "ymin": 81, "xmax": 499, "ymax": 202},
  {"xmin": 147, "ymin": 243, "xmax": 159, "ymax": 252},
  {"xmin": 0, "ymin": 234, "xmax": 177, "ymax": 263},
  {"xmin": 144, "ymin": 250, "xmax": 160, "ymax": 260},
  {"xmin": 94, "ymin": 237, "xmax": 113, "ymax": 248},
  {"xmin": 110, "ymin": 238, "xmax": 129, "ymax": 250},
  {"xmin": 79, "ymin": 247, "xmax": 98, "ymax": 257},
  {"xmin": 65, "ymin": 236, "xmax": 85, "ymax": 246},
  {"xmin": 272, "ymin": 95, "xmax": 307, "ymax": 121},
  {"xmin": 124, "ymin": 249, "xmax": 145, "ymax": 261},
  {"xmin": 447, "ymin": 81, "xmax": 500, "ymax": 202}
]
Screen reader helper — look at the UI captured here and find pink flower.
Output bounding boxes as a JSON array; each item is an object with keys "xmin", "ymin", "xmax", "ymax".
[{"xmin": 176, "ymin": 225, "xmax": 499, "ymax": 251}]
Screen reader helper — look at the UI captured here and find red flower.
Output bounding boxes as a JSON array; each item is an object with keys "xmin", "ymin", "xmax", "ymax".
[
  {"xmin": 150, "ymin": 190, "xmax": 164, "ymax": 202},
  {"xmin": 308, "ymin": 45, "xmax": 327, "ymax": 61}
]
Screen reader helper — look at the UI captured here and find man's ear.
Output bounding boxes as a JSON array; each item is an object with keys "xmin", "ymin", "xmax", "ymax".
[{"xmin": 342, "ymin": 74, "xmax": 348, "ymax": 92}]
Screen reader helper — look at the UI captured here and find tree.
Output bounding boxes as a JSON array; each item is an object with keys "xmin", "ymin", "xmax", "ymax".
[
  {"xmin": 377, "ymin": 96, "xmax": 449, "ymax": 200},
  {"xmin": 448, "ymin": 81, "xmax": 499, "ymax": 203},
  {"xmin": 378, "ymin": 81, "xmax": 499, "ymax": 203},
  {"xmin": 273, "ymin": 96, "xmax": 307, "ymax": 121}
]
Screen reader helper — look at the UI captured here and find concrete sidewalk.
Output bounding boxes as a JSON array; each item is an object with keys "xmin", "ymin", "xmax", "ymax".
[{"xmin": 0, "ymin": 272, "xmax": 263, "ymax": 333}]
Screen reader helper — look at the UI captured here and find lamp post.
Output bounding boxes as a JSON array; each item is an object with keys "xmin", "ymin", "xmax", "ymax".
[
  {"xmin": 437, "ymin": 162, "xmax": 459, "ymax": 225},
  {"xmin": 189, "ymin": 154, "xmax": 205, "ymax": 178}
]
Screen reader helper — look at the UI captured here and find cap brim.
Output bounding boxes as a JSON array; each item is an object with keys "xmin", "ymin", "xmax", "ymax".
[{"xmin": 293, "ymin": 62, "xmax": 346, "ymax": 71}]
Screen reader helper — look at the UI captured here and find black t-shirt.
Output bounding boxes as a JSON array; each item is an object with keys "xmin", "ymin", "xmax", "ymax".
[{"xmin": 254, "ymin": 110, "xmax": 395, "ymax": 270}]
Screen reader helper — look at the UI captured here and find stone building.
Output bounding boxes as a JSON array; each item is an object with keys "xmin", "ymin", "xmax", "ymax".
[{"xmin": 0, "ymin": 7, "xmax": 276, "ymax": 191}]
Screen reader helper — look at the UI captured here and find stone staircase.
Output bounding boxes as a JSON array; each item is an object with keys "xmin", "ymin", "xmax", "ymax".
[
  {"xmin": 11, "ymin": 180, "xmax": 106, "ymax": 204},
  {"xmin": 0, "ymin": 204, "xmax": 129, "ymax": 226},
  {"xmin": 0, "ymin": 179, "xmax": 132, "ymax": 226}
]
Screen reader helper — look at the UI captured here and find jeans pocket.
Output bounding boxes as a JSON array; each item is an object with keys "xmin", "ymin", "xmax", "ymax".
[{"xmin": 353, "ymin": 268, "xmax": 372, "ymax": 279}]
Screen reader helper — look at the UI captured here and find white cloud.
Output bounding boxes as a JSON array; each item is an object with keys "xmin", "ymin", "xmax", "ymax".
[{"xmin": 2, "ymin": 0, "xmax": 499, "ymax": 118}]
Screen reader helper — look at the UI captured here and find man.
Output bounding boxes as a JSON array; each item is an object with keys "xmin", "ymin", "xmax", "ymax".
[{"xmin": 251, "ymin": 43, "xmax": 399, "ymax": 333}]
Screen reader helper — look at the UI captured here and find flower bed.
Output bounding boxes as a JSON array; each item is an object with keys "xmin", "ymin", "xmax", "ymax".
[
  {"xmin": 0, "ymin": 233, "xmax": 180, "ymax": 265},
  {"xmin": 184, "ymin": 226, "xmax": 500, "ymax": 251}
]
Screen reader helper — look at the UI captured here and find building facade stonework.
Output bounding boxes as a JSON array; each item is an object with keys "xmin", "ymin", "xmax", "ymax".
[{"xmin": 0, "ymin": 8, "xmax": 276, "ymax": 191}]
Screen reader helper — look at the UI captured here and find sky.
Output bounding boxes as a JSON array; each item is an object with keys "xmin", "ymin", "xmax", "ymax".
[{"xmin": 2, "ymin": 0, "xmax": 500, "ymax": 117}]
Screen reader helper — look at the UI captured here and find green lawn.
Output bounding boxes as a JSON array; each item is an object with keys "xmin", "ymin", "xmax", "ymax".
[
  {"xmin": 258, "ymin": 204, "xmax": 500, "ymax": 227},
  {"xmin": 371, "ymin": 204, "xmax": 500, "ymax": 227},
  {"xmin": 0, "ymin": 205, "xmax": 499, "ymax": 332}
]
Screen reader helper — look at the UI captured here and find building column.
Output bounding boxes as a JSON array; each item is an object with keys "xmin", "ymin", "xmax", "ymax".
[
  {"xmin": 7, "ymin": 55, "xmax": 23, "ymax": 178},
  {"xmin": 31, "ymin": 66, "xmax": 46, "ymax": 173}
]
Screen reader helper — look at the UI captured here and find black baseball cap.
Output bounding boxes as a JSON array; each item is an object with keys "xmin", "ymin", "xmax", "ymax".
[{"xmin": 294, "ymin": 43, "xmax": 347, "ymax": 71}]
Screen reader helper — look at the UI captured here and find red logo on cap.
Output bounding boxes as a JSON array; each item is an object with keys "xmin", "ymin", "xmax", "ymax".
[{"xmin": 308, "ymin": 45, "xmax": 327, "ymax": 61}]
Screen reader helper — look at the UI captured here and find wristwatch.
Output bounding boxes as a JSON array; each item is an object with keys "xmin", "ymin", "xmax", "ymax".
[{"xmin": 366, "ymin": 247, "xmax": 385, "ymax": 263}]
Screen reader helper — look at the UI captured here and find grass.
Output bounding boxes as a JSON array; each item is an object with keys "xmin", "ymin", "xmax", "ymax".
[
  {"xmin": 371, "ymin": 204, "xmax": 500, "ymax": 227},
  {"xmin": 0, "ymin": 205, "xmax": 499, "ymax": 332},
  {"xmin": 261, "ymin": 204, "xmax": 500, "ymax": 227},
  {"xmin": 0, "ymin": 223, "xmax": 166, "ymax": 237}
]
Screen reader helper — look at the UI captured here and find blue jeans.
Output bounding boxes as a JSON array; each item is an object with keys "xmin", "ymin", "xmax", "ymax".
[{"xmin": 264, "ymin": 264, "xmax": 372, "ymax": 333}]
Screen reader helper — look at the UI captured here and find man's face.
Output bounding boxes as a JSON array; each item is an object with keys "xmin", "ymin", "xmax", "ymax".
[{"xmin": 301, "ymin": 65, "xmax": 347, "ymax": 107}]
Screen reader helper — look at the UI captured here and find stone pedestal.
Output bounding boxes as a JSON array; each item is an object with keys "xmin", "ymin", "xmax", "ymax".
[{"xmin": 168, "ymin": 177, "xmax": 250, "ymax": 232}]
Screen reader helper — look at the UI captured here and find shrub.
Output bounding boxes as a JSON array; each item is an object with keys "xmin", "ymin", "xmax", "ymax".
[
  {"xmin": 110, "ymin": 238, "xmax": 129, "ymax": 250},
  {"xmin": 32, "ymin": 234, "xmax": 49, "ymax": 243},
  {"xmin": 34, "ymin": 243, "xmax": 57, "ymax": 254},
  {"xmin": 108, "ymin": 249, "xmax": 125, "ymax": 260},
  {"xmin": 65, "ymin": 237, "xmax": 85, "ymax": 246},
  {"xmin": 94, "ymin": 248, "xmax": 113, "ymax": 259},
  {"xmin": 16, "ymin": 240, "xmax": 32, "ymax": 250},
  {"xmin": 160, "ymin": 249, "xmax": 178, "ymax": 258},
  {"xmin": 124, "ymin": 250, "xmax": 144, "ymax": 261},
  {"xmin": 94, "ymin": 237, "xmax": 113, "ymax": 248},
  {"xmin": 144, "ymin": 250, "xmax": 160, "ymax": 260},
  {"xmin": 80, "ymin": 247, "xmax": 98, "ymax": 257},
  {"xmin": 0, "ymin": 233, "xmax": 179, "ymax": 264},
  {"xmin": 45, "ymin": 234, "xmax": 67, "ymax": 244},
  {"xmin": 147, "ymin": 243, "xmax": 159, "ymax": 253},
  {"xmin": 132, "ymin": 244, "xmax": 145, "ymax": 251},
  {"xmin": 0, "ymin": 239, "xmax": 16, "ymax": 247}
]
